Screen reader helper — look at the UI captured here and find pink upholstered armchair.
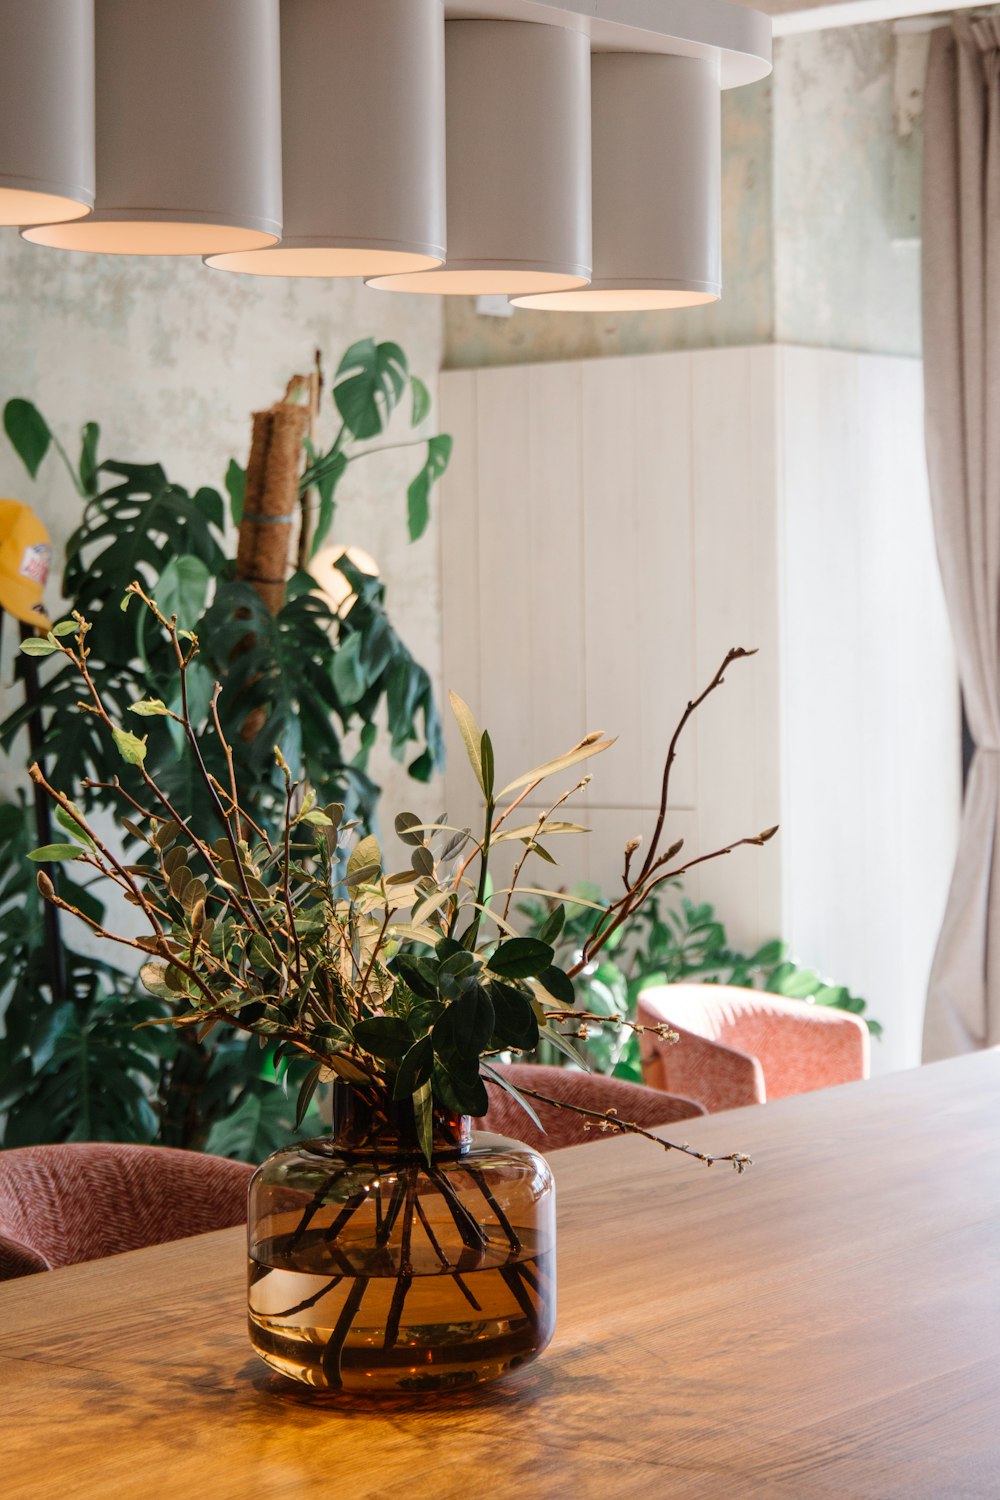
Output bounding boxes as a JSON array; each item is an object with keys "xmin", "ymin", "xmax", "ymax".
[
  {"xmin": 475, "ymin": 1062, "xmax": 705, "ymax": 1150},
  {"xmin": 637, "ymin": 984, "xmax": 870, "ymax": 1114},
  {"xmin": 0, "ymin": 1143, "xmax": 253, "ymax": 1280}
]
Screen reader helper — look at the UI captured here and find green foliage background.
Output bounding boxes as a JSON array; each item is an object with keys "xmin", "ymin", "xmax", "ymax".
[{"xmin": 0, "ymin": 340, "xmax": 451, "ymax": 1158}]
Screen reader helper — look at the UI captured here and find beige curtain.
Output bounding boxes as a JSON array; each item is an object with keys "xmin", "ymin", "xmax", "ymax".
[{"xmin": 923, "ymin": 17, "xmax": 1000, "ymax": 1058}]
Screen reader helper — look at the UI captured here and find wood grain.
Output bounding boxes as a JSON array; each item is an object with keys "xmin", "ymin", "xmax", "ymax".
[{"xmin": 2, "ymin": 1054, "xmax": 999, "ymax": 1499}]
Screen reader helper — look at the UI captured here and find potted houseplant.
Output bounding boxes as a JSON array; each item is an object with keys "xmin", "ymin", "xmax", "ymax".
[{"xmin": 23, "ymin": 595, "xmax": 769, "ymax": 1393}]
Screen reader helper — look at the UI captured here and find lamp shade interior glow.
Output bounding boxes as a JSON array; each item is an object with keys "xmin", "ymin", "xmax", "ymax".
[
  {"xmin": 0, "ymin": 0, "xmax": 95, "ymax": 226},
  {"xmin": 23, "ymin": 220, "xmax": 277, "ymax": 256},
  {"xmin": 514, "ymin": 287, "xmax": 720, "ymax": 312},
  {"xmin": 207, "ymin": 0, "xmax": 445, "ymax": 279},
  {"xmin": 512, "ymin": 51, "xmax": 722, "ymax": 314},
  {"xmin": 369, "ymin": 19, "xmax": 591, "ymax": 297},
  {"xmin": 24, "ymin": 0, "xmax": 282, "ymax": 256}
]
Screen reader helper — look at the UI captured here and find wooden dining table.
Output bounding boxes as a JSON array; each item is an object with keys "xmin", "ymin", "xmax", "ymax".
[{"xmin": 1, "ymin": 1050, "xmax": 998, "ymax": 1499}]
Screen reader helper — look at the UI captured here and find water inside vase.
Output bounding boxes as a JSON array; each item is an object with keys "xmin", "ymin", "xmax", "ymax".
[{"xmin": 249, "ymin": 1227, "xmax": 554, "ymax": 1392}]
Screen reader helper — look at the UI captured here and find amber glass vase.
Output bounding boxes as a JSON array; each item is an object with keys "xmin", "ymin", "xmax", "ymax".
[{"xmin": 247, "ymin": 1083, "xmax": 556, "ymax": 1393}]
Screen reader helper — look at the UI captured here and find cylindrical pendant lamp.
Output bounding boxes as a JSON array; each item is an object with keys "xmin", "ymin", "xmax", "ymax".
[
  {"xmin": 208, "ymin": 0, "xmax": 445, "ymax": 279},
  {"xmin": 512, "ymin": 52, "xmax": 722, "ymax": 312},
  {"xmin": 24, "ymin": 0, "xmax": 281, "ymax": 255},
  {"xmin": 368, "ymin": 20, "xmax": 591, "ymax": 297},
  {"xmin": 0, "ymin": 0, "xmax": 94, "ymax": 226}
]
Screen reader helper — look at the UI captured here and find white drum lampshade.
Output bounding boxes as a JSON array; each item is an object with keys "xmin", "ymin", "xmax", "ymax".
[
  {"xmin": 24, "ymin": 0, "xmax": 282, "ymax": 255},
  {"xmin": 0, "ymin": 0, "xmax": 94, "ymax": 227},
  {"xmin": 512, "ymin": 52, "xmax": 722, "ymax": 312},
  {"xmin": 368, "ymin": 20, "xmax": 591, "ymax": 297},
  {"xmin": 208, "ymin": 0, "xmax": 445, "ymax": 279}
]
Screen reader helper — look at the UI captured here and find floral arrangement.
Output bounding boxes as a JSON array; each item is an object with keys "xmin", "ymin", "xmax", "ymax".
[{"xmin": 23, "ymin": 586, "xmax": 775, "ymax": 1171}]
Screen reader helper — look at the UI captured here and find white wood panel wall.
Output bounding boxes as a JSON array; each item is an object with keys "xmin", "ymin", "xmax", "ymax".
[
  {"xmin": 777, "ymin": 347, "xmax": 959, "ymax": 1074},
  {"xmin": 439, "ymin": 343, "xmax": 958, "ymax": 1075},
  {"xmin": 439, "ymin": 347, "xmax": 782, "ymax": 946}
]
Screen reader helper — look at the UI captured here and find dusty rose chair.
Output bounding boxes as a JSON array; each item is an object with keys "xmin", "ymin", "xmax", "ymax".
[
  {"xmin": 0, "ymin": 1142, "xmax": 254, "ymax": 1281},
  {"xmin": 475, "ymin": 1062, "xmax": 705, "ymax": 1150},
  {"xmin": 638, "ymin": 984, "xmax": 870, "ymax": 1114}
]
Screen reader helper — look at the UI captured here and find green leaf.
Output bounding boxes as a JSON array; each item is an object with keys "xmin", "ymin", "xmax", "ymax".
[
  {"xmin": 112, "ymin": 727, "xmax": 148, "ymax": 766},
  {"xmin": 19, "ymin": 638, "xmax": 58, "ymax": 657},
  {"xmin": 129, "ymin": 698, "xmax": 171, "ymax": 718},
  {"xmin": 407, "ymin": 433, "xmax": 452, "ymax": 541},
  {"xmin": 309, "ymin": 451, "xmax": 347, "ymax": 555},
  {"xmin": 480, "ymin": 730, "xmax": 495, "ymax": 800},
  {"xmin": 449, "ymin": 690, "xmax": 486, "ymax": 795},
  {"xmin": 488, "ymin": 980, "xmax": 540, "ymax": 1050},
  {"xmin": 537, "ymin": 964, "xmax": 575, "ymax": 1006},
  {"xmin": 412, "ymin": 1080, "xmax": 434, "ymax": 1162},
  {"xmin": 488, "ymin": 938, "xmax": 554, "ymax": 980},
  {"xmin": 390, "ymin": 954, "xmax": 439, "ymax": 1002},
  {"xmin": 347, "ymin": 833, "xmax": 381, "ymax": 880},
  {"xmin": 393, "ymin": 1035, "xmax": 434, "ymax": 1100},
  {"xmin": 497, "ymin": 734, "xmax": 615, "ymax": 799},
  {"xmin": 433, "ymin": 1060, "xmax": 488, "ymax": 1118},
  {"xmin": 27, "ymin": 842, "xmax": 84, "ymax": 862},
  {"xmin": 294, "ymin": 1064, "xmax": 322, "ymax": 1131},
  {"xmin": 54, "ymin": 804, "xmax": 91, "ymax": 846},
  {"xmin": 433, "ymin": 985, "xmax": 495, "ymax": 1060},
  {"xmin": 354, "ymin": 1016, "xmax": 414, "ymax": 1062},
  {"xmin": 332, "ymin": 631, "xmax": 367, "ymax": 707},
  {"xmin": 538, "ymin": 903, "xmax": 566, "ymax": 947},
  {"xmin": 50, "ymin": 620, "xmax": 79, "ymax": 638},
  {"xmin": 394, "ymin": 811, "xmax": 424, "ymax": 847},
  {"xmin": 225, "ymin": 459, "xmax": 246, "ymax": 525},
  {"xmin": 334, "ymin": 338, "xmax": 409, "ymax": 440},
  {"xmin": 4, "ymin": 399, "xmax": 51, "ymax": 478},
  {"xmin": 79, "ymin": 421, "xmax": 100, "ymax": 496},
  {"xmin": 139, "ymin": 962, "xmax": 173, "ymax": 998},
  {"xmin": 479, "ymin": 1061, "xmax": 544, "ymax": 1132},
  {"xmin": 155, "ymin": 554, "xmax": 211, "ymax": 630},
  {"xmin": 410, "ymin": 374, "xmax": 431, "ymax": 427}
]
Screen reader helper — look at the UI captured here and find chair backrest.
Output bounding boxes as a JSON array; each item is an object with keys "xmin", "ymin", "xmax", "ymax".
[
  {"xmin": 638, "ymin": 982, "xmax": 869, "ymax": 1110},
  {"xmin": 0, "ymin": 1143, "xmax": 253, "ymax": 1279},
  {"xmin": 475, "ymin": 1063, "xmax": 705, "ymax": 1151}
]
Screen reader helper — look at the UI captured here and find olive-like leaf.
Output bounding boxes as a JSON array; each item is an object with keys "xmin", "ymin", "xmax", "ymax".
[
  {"xmin": 487, "ymin": 938, "xmax": 554, "ymax": 980},
  {"xmin": 353, "ymin": 1015, "xmax": 414, "ymax": 1062}
]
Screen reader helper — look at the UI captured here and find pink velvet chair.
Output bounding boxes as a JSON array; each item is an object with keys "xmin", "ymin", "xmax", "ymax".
[
  {"xmin": 638, "ymin": 984, "xmax": 870, "ymax": 1114},
  {"xmin": 0, "ymin": 1143, "xmax": 254, "ymax": 1281},
  {"xmin": 476, "ymin": 1062, "xmax": 705, "ymax": 1150}
]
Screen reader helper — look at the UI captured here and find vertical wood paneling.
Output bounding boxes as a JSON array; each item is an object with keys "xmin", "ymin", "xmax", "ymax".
[
  {"xmin": 476, "ymin": 367, "xmax": 534, "ymax": 781},
  {"xmin": 442, "ymin": 345, "xmax": 958, "ymax": 1072},
  {"xmin": 526, "ymin": 362, "xmax": 589, "ymax": 809},
  {"xmin": 582, "ymin": 358, "xmax": 642, "ymax": 812},
  {"xmin": 439, "ymin": 369, "xmax": 481, "ymax": 836},
  {"xmin": 634, "ymin": 354, "xmax": 697, "ymax": 810},
  {"xmin": 692, "ymin": 347, "xmax": 781, "ymax": 950}
]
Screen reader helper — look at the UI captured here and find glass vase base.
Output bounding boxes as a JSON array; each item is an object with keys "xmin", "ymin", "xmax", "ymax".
[{"xmin": 249, "ymin": 1246, "xmax": 554, "ymax": 1393}]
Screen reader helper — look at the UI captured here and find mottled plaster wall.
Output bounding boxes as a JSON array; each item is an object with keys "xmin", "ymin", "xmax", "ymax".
[
  {"xmin": 443, "ymin": 77, "xmax": 776, "ymax": 369},
  {"xmin": 0, "ymin": 237, "xmax": 445, "ymax": 820},
  {"xmin": 773, "ymin": 23, "xmax": 922, "ymax": 356}
]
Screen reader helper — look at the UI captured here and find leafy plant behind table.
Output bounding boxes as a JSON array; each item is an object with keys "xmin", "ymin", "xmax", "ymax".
[
  {"xmin": 517, "ymin": 886, "xmax": 881, "ymax": 1082},
  {"xmin": 0, "ymin": 340, "xmax": 451, "ymax": 1157},
  {"xmin": 24, "ymin": 610, "xmax": 772, "ymax": 1172}
]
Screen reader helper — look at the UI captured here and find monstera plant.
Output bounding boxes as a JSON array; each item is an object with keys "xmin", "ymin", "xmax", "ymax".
[{"xmin": 0, "ymin": 339, "xmax": 450, "ymax": 1157}]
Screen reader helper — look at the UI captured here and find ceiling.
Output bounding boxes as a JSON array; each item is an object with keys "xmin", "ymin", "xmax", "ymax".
[{"xmin": 732, "ymin": 0, "xmax": 969, "ymax": 35}]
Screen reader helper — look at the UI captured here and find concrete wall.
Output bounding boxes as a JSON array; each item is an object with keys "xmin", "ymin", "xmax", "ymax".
[
  {"xmin": 0, "ymin": 237, "xmax": 446, "ymax": 822},
  {"xmin": 774, "ymin": 24, "xmax": 923, "ymax": 356}
]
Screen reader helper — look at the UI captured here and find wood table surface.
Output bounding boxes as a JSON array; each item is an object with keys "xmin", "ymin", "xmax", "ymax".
[{"xmin": 2, "ymin": 1052, "xmax": 999, "ymax": 1500}]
